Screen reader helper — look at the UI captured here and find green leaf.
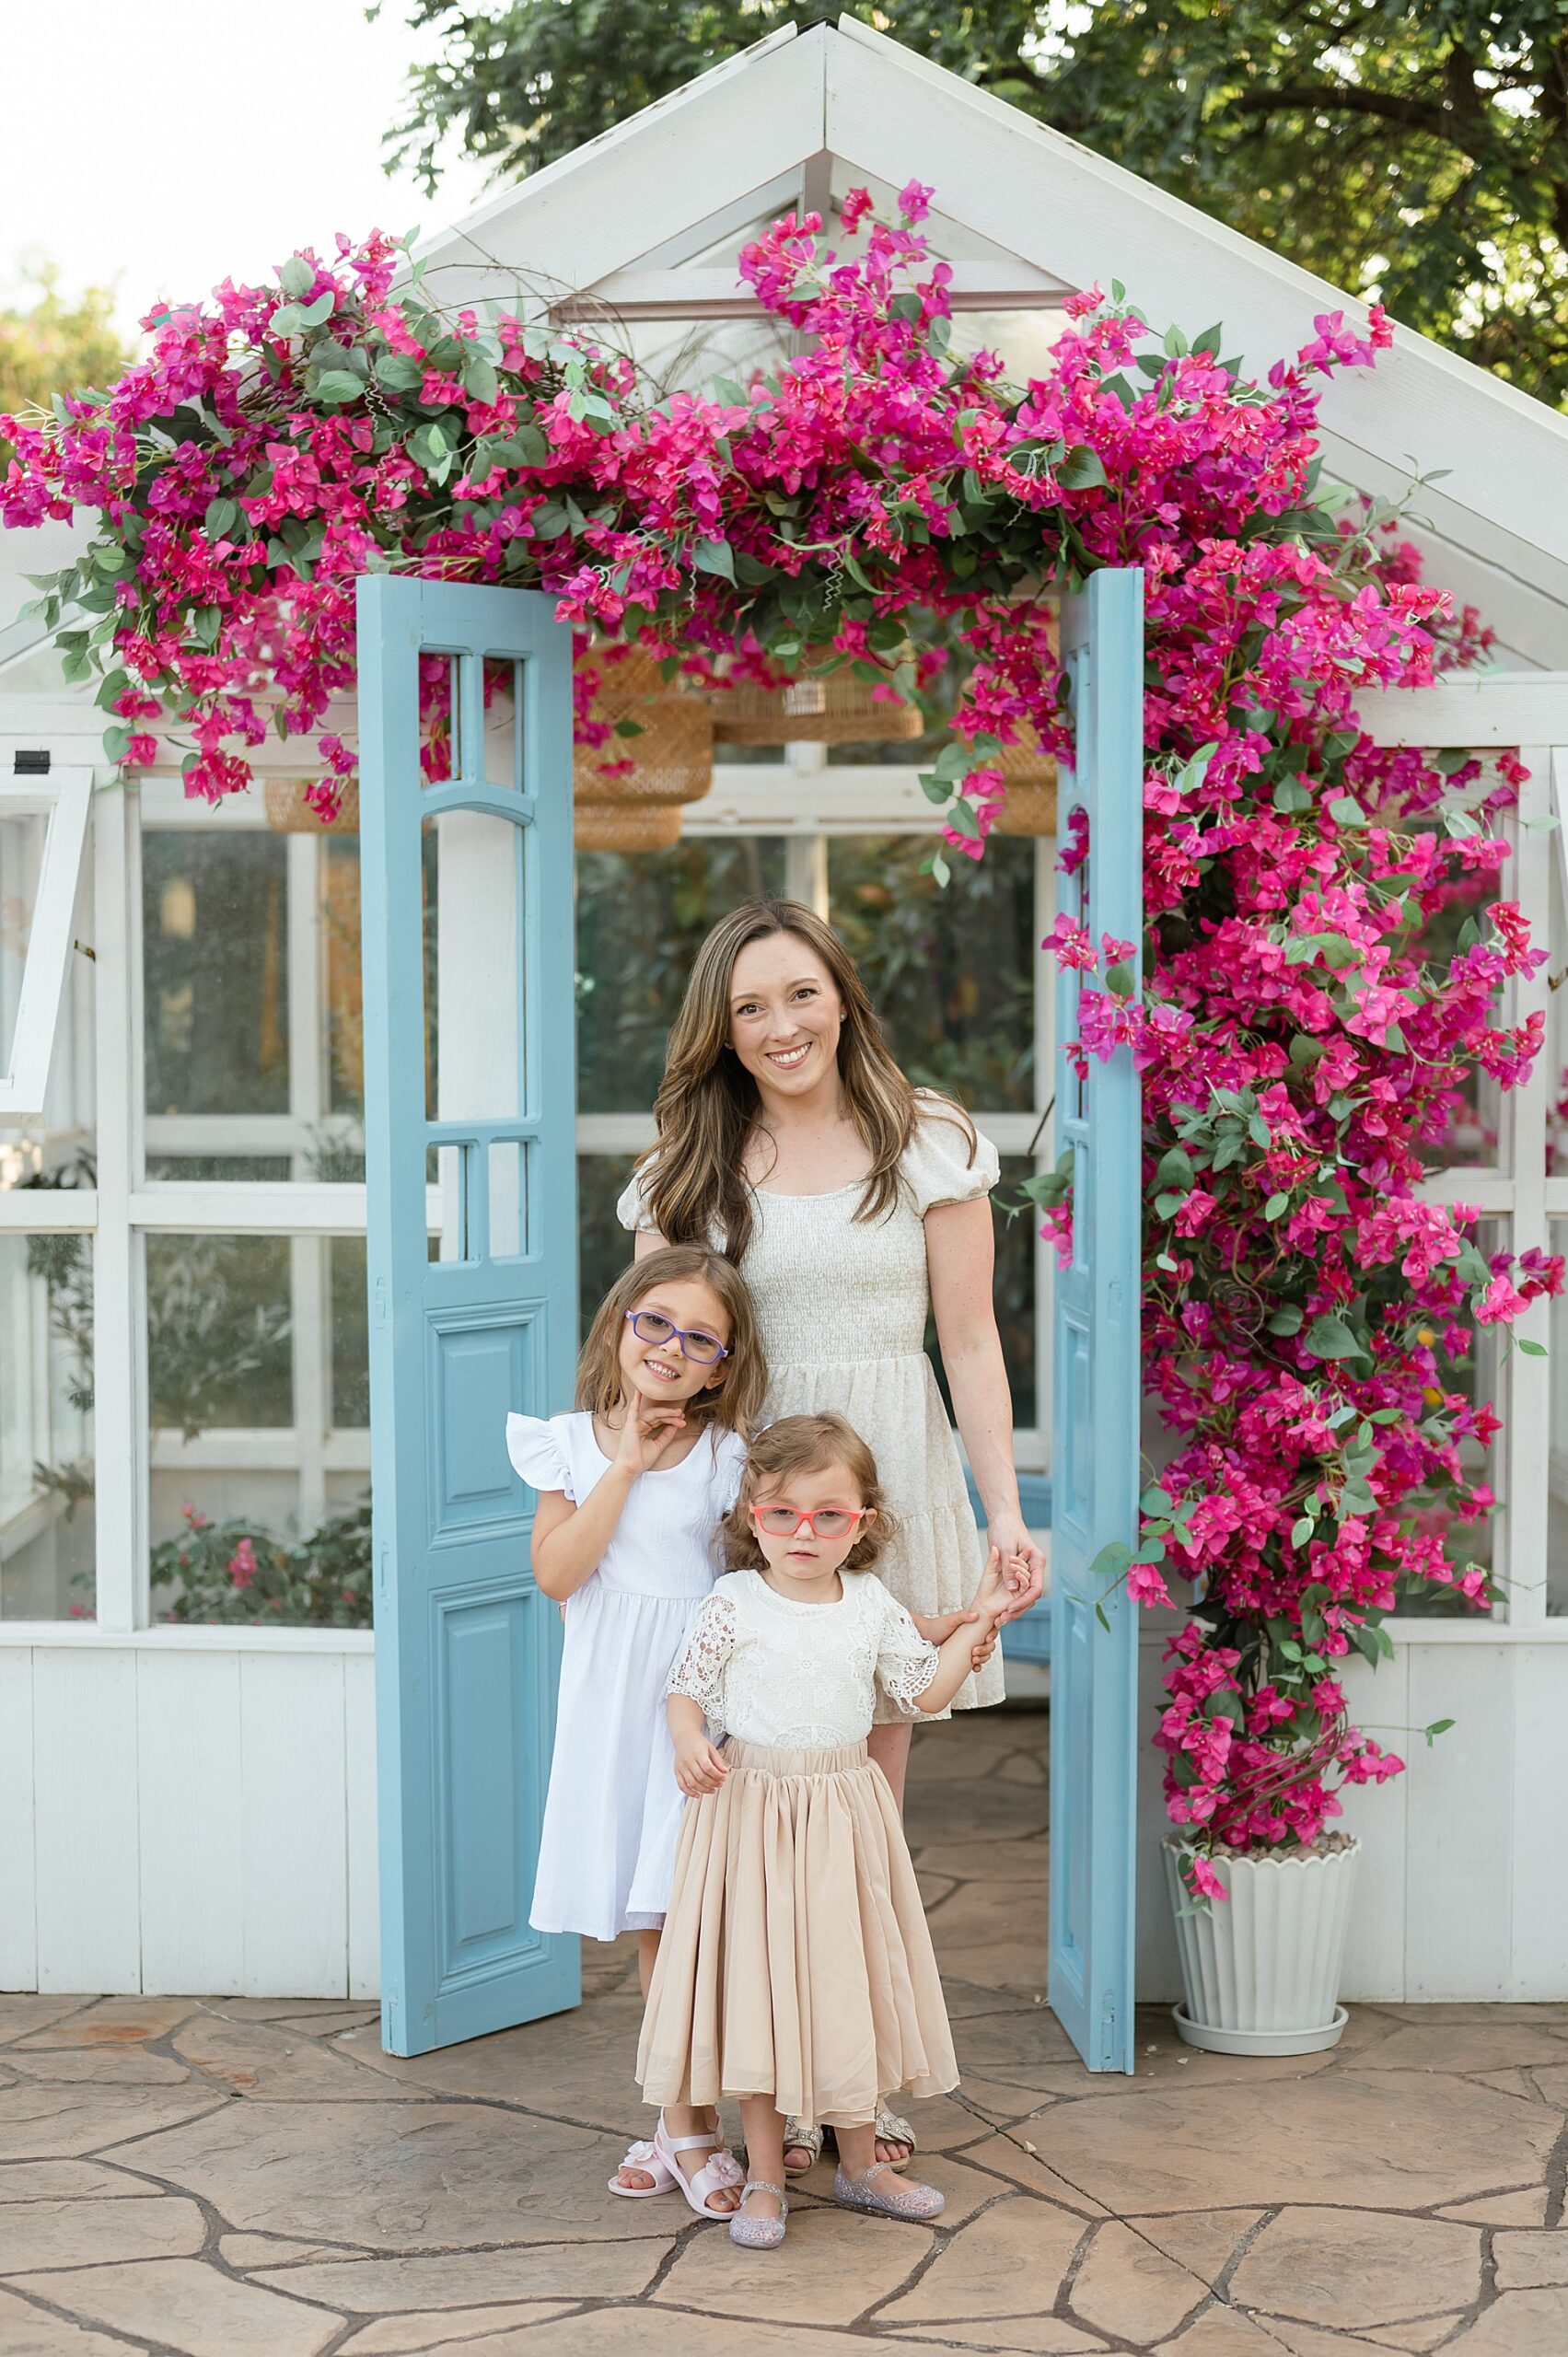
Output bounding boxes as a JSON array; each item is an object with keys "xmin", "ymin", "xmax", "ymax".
[
  {"xmin": 313, "ymin": 371, "xmax": 363, "ymax": 406},
  {"xmin": 1104, "ymin": 960, "xmax": 1136, "ymax": 1000},
  {"xmin": 1140, "ymin": 1485, "xmax": 1174, "ymax": 1515},
  {"xmin": 278, "ymin": 256, "xmax": 316, "ymax": 299},
  {"xmin": 374, "ymin": 351, "xmax": 424, "ymax": 394},
  {"xmin": 1291, "ymin": 1516, "xmax": 1315, "ymax": 1549},
  {"xmin": 1264, "ymin": 1191, "xmax": 1289, "ymax": 1221},
  {"xmin": 1329, "ymin": 794, "xmax": 1367, "ymax": 827},
  {"xmin": 461, "ymin": 352, "xmax": 499, "ymax": 405},
  {"xmin": 101, "ymin": 723, "xmax": 132, "ymax": 762},
  {"xmin": 692, "ymin": 538, "xmax": 737, "ymax": 584},
  {"xmin": 528, "ymin": 501, "xmax": 568, "ymax": 538},
  {"xmin": 1517, "ymin": 1337, "xmax": 1548, "ymax": 1357},
  {"xmin": 1267, "ymin": 1305, "xmax": 1304, "ymax": 1336},
  {"xmin": 1057, "ymin": 445, "xmax": 1108, "ymax": 491},
  {"xmin": 1155, "ymin": 1146, "xmax": 1194, "ymax": 1190},
  {"xmin": 1089, "ymin": 1540, "xmax": 1132, "ymax": 1582},
  {"xmin": 945, "ymin": 796, "xmax": 981, "ymax": 840},
  {"xmin": 930, "ymin": 848, "xmax": 951, "ymax": 889},
  {"xmin": 917, "ymin": 773, "xmax": 953, "ymax": 807},
  {"xmin": 294, "ymin": 290, "xmax": 335, "ymax": 330},
  {"xmin": 1303, "ymin": 1313, "xmax": 1363, "ymax": 1361},
  {"xmin": 1423, "ymin": 1717, "xmax": 1456, "ymax": 1746}
]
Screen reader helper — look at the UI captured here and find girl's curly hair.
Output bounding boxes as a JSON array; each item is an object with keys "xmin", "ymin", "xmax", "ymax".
[{"xmin": 721, "ymin": 1411, "xmax": 895, "ymax": 1573}]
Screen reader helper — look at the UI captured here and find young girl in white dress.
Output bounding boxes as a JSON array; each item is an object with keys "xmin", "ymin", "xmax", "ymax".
[
  {"xmin": 639, "ymin": 1411, "xmax": 1011, "ymax": 2248},
  {"xmin": 505, "ymin": 1244, "xmax": 767, "ymax": 2219}
]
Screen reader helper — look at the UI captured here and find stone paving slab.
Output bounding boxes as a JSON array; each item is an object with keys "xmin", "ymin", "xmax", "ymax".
[{"xmin": 2, "ymin": 1702, "xmax": 1564, "ymax": 2356}]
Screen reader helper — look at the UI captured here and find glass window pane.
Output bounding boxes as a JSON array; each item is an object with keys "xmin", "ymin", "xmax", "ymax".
[
  {"xmin": 0, "ymin": 1230, "xmax": 95, "ymax": 1620},
  {"xmin": 324, "ymin": 838, "xmax": 364, "ymax": 1118},
  {"xmin": 143, "ymin": 832, "xmax": 290, "ymax": 1116},
  {"xmin": 1397, "ymin": 1217, "xmax": 1503, "ymax": 1619},
  {"xmin": 423, "ymin": 811, "xmax": 521, "ymax": 1124},
  {"xmin": 827, "ymin": 834, "xmax": 1037, "ymax": 1112},
  {"xmin": 925, "ymin": 1153, "xmax": 1039, "ymax": 1435},
  {"xmin": 576, "ymin": 837, "xmax": 787, "ymax": 1114},
  {"xmin": 578, "ymin": 1153, "xmax": 636, "ymax": 1341},
  {"xmin": 330, "ymin": 1237, "xmax": 370, "ymax": 1428},
  {"xmin": 145, "ymin": 1154, "xmax": 293, "ymax": 1183},
  {"xmin": 147, "ymin": 1230, "xmax": 370, "ymax": 1629},
  {"xmin": 0, "ymin": 807, "xmax": 49, "ymax": 1080},
  {"xmin": 2, "ymin": 854, "xmax": 95, "ymax": 1196},
  {"xmin": 146, "ymin": 1234, "xmax": 293, "ymax": 1432}
]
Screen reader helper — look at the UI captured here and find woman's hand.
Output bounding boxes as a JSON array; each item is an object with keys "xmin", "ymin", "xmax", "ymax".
[
  {"xmin": 983, "ymin": 1517, "xmax": 1046, "ymax": 1620},
  {"xmin": 613, "ymin": 1388, "xmax": 689, "ymax": 1476},
  {"xmin": 673, "ymin": 1730, "xmax": 728, "ymax": 1797}
]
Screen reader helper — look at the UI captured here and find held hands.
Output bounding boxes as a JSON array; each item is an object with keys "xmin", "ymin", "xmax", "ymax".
[
  {"xmin": 920, "ymin": 1607, "xmax": 1000, "ymax": 1675},
  {"xmin": 673, "ymin": 1729, "xmax": 728, "ymax": 1798},
  {"xmin": 984, "ymin": 1519, "xmax": 1046, "ymax": 1622},
  {"xmin": 969, "ymin": 1545, "xmax": 1016, "ymax": 1631},
  {"xmin": 613, "ymin": 1387, "xmax": 689, "ymax": 1477}
]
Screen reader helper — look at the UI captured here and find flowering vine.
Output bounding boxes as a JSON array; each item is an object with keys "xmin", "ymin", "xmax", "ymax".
[{"xmin": 4, "ymin": 188, "xmax": 1555, "ymax": 1892}]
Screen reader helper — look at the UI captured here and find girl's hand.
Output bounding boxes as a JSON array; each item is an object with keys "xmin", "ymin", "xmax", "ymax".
[
  {"xmin": 920, "ymin": 1608, "xmax": 998, "ymax": 1675},
  {"xmin": 614, "ymin": 1387, "xmax": 689, "ymax": 1476},
  {"xmin": 983, "ymin": 1518, "xmax": 1046, "ymax": 1621},
  {"xmin": 970, "ymin": 1545, "xmax": 1014, "ymax": 1629},
  {"xmin": 673, "ymin": 1731, "xmax": 728, "ymax": 1797}
]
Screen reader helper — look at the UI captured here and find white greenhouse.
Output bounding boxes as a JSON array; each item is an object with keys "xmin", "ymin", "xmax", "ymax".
[{"xmin": 2, "ymin": 19, "xmax": 1567, "ymax": 2014}]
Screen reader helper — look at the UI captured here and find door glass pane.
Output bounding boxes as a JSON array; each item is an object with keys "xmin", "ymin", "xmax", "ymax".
[
  {"xmin": 828, "ymin": 833, "xmax": 1036, "ymax": 1111},
  {"xmin": 145, "ymin": 1230, "xmax": 370, "ymax": 1628},
  {"xmin": 143, "ymin": 832, "xmax": 290, "ymax": 1116},
  {"xmin": 0, "ymin": 806, "xmax": 49, "ymax": 1080},
  {"xmin": 422, "ymin": 812, "xmax": 523, "ymax": 1125},
  {"xmin": 1, "ymin": 853, "xmax": 94, "ymax": 1195},
  {"xmin": 576, "ymin": 837, "xmax": 787, "ymax": 1113},
  {"xmin": 0, "ymin": 1230, "xmax": 95, "ymax": 1620},
  {"xmin": 324, "ymin": 838, "xmax": 365, "ymax": 1119}
]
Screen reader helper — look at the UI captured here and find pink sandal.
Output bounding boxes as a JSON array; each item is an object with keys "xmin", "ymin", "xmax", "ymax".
[
  {"xmin": 654, "ymin": 2113, "xmax": 744, "ymax": 2218},
  {"xmin": 607, "ymin": 2125, "xmax": 676, "ymax": 2200}
]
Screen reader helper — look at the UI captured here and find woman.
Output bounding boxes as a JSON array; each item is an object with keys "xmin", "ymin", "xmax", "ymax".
[{"xmin": 616, "ymin": 897, "xmax": 1047, "ymax": 2173}]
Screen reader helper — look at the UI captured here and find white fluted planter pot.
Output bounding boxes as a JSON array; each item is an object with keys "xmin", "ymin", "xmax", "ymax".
[{"xmin": 1162, "ymin": 1836, "xmax": 1361, "ymax": 2055}]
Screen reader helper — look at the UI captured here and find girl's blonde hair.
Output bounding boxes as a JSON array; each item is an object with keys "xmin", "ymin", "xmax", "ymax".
[
  {"xmin": 575, "ymin": 1247, "xmax": 766, "ymax": 1435},
  {"xmin": 636, "ymin": 898, "xmax": 975, "ymax": 1262},
  {"xmin": 721, "ymin": 1412, "xmax": 895, "ymax": 1574}
]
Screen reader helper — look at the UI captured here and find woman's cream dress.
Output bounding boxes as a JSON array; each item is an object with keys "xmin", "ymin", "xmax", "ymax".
[{"xmin": 618, "ymin": 1094, "xmax": 1005, "ymax": 1715}]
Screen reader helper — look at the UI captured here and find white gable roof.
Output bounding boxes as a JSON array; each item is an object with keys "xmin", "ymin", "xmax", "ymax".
[{"xmin": 411, "ymin": 16, "xmax": 1568, "ymax": 670}]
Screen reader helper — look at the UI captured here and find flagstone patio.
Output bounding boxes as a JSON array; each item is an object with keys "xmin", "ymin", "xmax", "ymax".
[{"xmin": 2, "ymin": 1701, "xmax": 1566, "ymax": 2357}]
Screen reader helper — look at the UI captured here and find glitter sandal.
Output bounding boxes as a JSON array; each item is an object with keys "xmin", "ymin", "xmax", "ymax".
[
  {"xmin": 783, "ymin": 2119, "xmax": 824, "ymax": 2173},
  {"xmin": 729, "ymin": 2177, "xmax": 789, "ymax": 2248},
  {"xmin": 834, "ymin": 2161, "xmax": 945, "ymax": 2221}
]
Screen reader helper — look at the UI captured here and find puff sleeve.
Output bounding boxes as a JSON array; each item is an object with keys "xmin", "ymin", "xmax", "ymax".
[
  {"xmin": 667, "ymin": 1586, "xmax": 738, "ymax": 1731},
  {"xmin": 505, "ymin": 1412, "xmax": 577, "ymax": 1502},
  {"xmin": 615, "ymin": 1159, "xmax": 661, "ymax": 1234},
  {"xmin": 874, "ymin": 1584, "xmax": 942, "ymax": 1718},
  {"xmin": 901, "ymin": 1095, "xmax": 1001, "ymax": 1213}
]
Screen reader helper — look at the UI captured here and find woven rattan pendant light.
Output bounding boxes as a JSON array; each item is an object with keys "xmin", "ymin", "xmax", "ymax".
[
  {"xmin": 575, "ymin": 649, "xmax": 714, "ymax": 807},
  {"xmin": 264, "ymin": 779, "xmax": 360, "ymax": 833},
  {"xmin": 707, "ymin": 666, "xmax": 923, "ymax": 746},
  {"xmin": 574, "ymin": 800, "xmax": 683, "ymax": 853}
]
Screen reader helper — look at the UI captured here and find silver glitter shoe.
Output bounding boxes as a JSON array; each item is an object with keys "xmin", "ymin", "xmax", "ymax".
[
  {"xmin": 729, "ymin": 2177, "xmax": 789, "ymax": 2248},
  {"xmin": 834, "ymin": 2162, "xmax": 945, "ymax": 2220}
]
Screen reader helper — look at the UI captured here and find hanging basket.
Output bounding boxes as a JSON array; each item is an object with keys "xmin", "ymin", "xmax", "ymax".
[
  {"xmin": 708, "ymin": 668, "xmax": 923, "ymax": 746},
  {"xmin": 993, "ymin": 773, "xmax": 1059, "ymax": 835},
  {"xmin": 575, "ymin": 650, "xmax": 714, "ymax": 807},
  {"xmin": 264, "ymin": 779, "xmax": 359, "ymax": 835},
  {"xmin": 574, "ymin": 800, "xmax": 682, "ymax": 853}
]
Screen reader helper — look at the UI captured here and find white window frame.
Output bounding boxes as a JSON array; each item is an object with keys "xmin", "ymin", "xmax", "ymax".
[{"xmin": 0, "ymin": 767, "xmax": 91, "ymax": 1119}]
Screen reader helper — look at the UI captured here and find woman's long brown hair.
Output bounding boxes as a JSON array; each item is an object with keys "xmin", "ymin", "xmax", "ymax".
[{"xmin": 637, "ymin": 899, "xmax": 974, "ymax": 1262}]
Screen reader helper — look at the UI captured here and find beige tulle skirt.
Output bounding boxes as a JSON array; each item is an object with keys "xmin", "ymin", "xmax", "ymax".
[{"xmin": 637, "ymin": 1738, "xmax": 958, "ymax": 2130}]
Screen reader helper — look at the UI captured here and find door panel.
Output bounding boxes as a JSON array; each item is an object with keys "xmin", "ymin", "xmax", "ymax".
[
  {"xmin": 1049, "ymin": 568, "xmax": 1144, "ymax": 2073},
  {"xmin": 358, "ymin": 576, "xmax": 579, "ymax": 2055}
]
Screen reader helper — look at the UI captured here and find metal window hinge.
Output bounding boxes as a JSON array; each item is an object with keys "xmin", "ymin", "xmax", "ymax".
[{"xmin": 13, "ymin": 749, "xmax": 50, "ymax": 774}]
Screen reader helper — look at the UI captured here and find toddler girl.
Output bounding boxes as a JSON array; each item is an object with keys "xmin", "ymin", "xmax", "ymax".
[
  {"xmin": 638, "ymin": 1411, "xmax": 1010, "ymax": 2247},
  {"xmin": 506, "ymin": 1245, "xmax": 767, "ymax": 2217}
]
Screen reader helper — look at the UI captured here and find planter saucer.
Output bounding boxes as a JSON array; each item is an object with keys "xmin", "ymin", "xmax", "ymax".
[{"xmin": 1173, "ymin": 2004, "xmax": 1349, "ymax": 2058}]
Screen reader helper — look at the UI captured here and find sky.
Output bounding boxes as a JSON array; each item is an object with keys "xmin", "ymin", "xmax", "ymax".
[{"xmin": 0, "ymin": 0, "xmax": 496, "ymax": 337}]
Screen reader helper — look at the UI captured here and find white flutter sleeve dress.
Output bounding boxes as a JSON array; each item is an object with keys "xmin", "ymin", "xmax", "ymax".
[
  {"xmin": 618, "ymin": 1094, "xmax": 1004, "ymax": 1715},
  {"xmin": 505, "ymin": 1410, "xmax": 747, "ymax": 1943}
]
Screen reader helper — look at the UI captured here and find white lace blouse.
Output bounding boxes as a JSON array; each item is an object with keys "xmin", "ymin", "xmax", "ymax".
[{"xmin": 668, "ymin": 1566, "xmax": 942, "ymax": 1749}]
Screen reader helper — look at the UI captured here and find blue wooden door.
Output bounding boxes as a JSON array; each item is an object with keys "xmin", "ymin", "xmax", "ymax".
[
  {"xmin": 1049, "ymin": 567, "xmax": 1144, "ymax": 2073},
  {"xmin": 358, "ymin": 575, "xmax": 580, "ymax": 2056}
]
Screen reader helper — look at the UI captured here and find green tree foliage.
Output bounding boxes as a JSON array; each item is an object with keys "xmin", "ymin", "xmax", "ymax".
[
  {"xmin": 384, "ymin": 0, "xmax": 1568, "ymax": 404},
  {"xmin": 0, "ymin": 258, "xmax": 128, "ymax": 463}
]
